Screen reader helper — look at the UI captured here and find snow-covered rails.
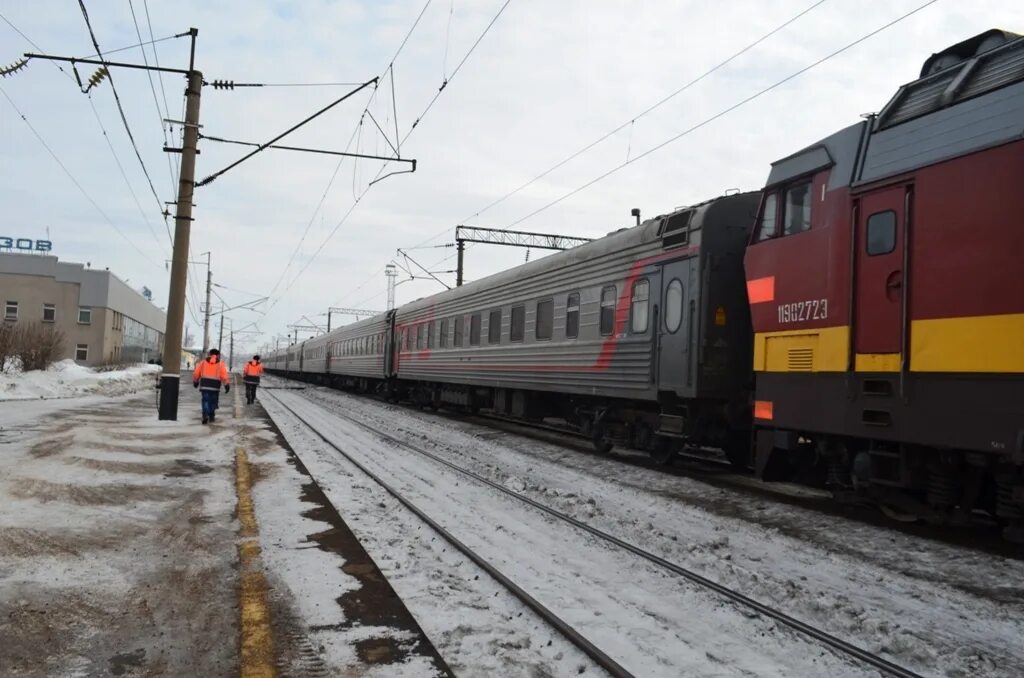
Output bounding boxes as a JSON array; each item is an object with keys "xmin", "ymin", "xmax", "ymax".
[{"xmin": 264, "ymin": 388, "xmax": 924, "ymax": 678}]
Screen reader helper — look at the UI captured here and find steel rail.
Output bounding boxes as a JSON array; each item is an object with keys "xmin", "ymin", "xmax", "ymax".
[
  {"xmin": 264, "ymin": 390, "xmax": 634, "ymax": 678},
  {"xmin": 280, "ymin": 387, "xmax": 925, "ymax": 678}
]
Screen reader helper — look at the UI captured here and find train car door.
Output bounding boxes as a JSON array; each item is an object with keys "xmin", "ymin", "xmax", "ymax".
[
  {"xmin": 657, "ymin": 256, "xmax": 698, "ymax": 395},
  {"xmin": 853, "ymin": 184, "xmax": 910, "ymax": 369}
]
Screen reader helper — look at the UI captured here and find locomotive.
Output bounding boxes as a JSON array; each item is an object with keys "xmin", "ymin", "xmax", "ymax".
[{"xmin": 267, "ymin": 29, "xmax": 1024, "ymax": 540}]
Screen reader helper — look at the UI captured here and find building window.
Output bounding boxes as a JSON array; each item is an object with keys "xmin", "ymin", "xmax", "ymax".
[
  {"xmin": 75, "ymin": 344, "xmax": 89, "ymax": 361},
  {"xmin": 630, "ymin": 279, "xmax": 650, "ymax": 333},
  {"xmin": 783, "ymin": 181, "xmax": 812, "ymax": 236},
  {"xmin": 565, "ymin": 293, "xmax": 580, "ymax": 339},
  {"xmin": 600, "ymin": 286, "xmax": 616, "ymax": 335},
  {"xmin": 469, "ymin": 313, "xmax": 481, "ymax": 346},
  {"xmin": 454, "ymin": 316, "xmax": 464, "ymax": 347},
  {"xmin": 42, "ymin": 304, "xmax": 55, "ymax": 322},
  {"xmin": 866, "ymin": 210, "xmax": 897, "ymax": 256},
  {"xmin": 665, "ymin": 279, "xmax": 684, "ymax": 333},
  {"xmin": 510, "ymin": 305, "xmax": 525, "ymax": 342},
  {"xmin": 4, "ymin": 301, "xmax": 17, "ymax": 321},
  {"xmin": 78, "ymin": 306, "xmax": 92, "ymax": 324},
  {"xmin": 488, "ymin": 309, "xmax": 502, "ymax": 344},
  {"xmin": 439, "ymin": 319, "xmax": 448, "ymax": 348},
  {"xmin": 756, "ymin": 193, "xmax": 778, "ymax": 241},
  {"xmin": 536, "ymin": 299, "xmax": 553, "ymax": 340}
]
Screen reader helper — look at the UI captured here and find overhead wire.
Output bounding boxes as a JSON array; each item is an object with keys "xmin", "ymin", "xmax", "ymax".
[
  {"xmin": 406, "ymin": 0, "xmax": 832, "ymax": 254},
  {"xmin": 270, "ymin": 0, "xmax": 515, "ymax": 312},
  {"xmin": 503, "ymin": 0, "xmax": 941, "ymax": 230},
  {"xmin": 1, "ymin": 10, "xmax": 200, "ymax": 323},
  {"xmin": 0, "ymin": 86, "xmax": 158, "ymax": 265},
  {"xmin": 77, "ymin": 0, "xmax": 169, "ymax": 240},
  {"xmin": 261, "ymin": 0, "xmax": 437, "ymax": 316}
]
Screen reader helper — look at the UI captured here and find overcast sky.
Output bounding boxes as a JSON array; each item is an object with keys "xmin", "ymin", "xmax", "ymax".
[{"xmin": 2, "ymin": 1, "xmax": 1021, "ymax": 354}]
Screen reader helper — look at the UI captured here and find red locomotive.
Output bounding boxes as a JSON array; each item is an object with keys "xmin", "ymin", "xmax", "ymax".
[{"xmin": 744, "ymin": 29, "xmax": 1024, "ymax": 540}]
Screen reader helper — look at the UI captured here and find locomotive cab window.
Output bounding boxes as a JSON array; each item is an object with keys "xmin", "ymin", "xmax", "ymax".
[
  {"xmin": 454, "ymin": 316, "xmax": 464, "ymax": 346},
  {"xmin": 536, "ymin": 299, "xmax": 554, "ymax": 340},
  {"xmin": 783, "ymin": 180, "xmax": 812, "ymax": 235},
  {"xmin": 600, "ymin": 286, "xmax": 616, "ymax": 335},
  {"xmin": 866, "ymin": 210, "xmax": 897, "ymax": 255},
  {"xmin": 630, "ymin": 279, "xmax": 650, "ymax": 333},
  {"xmin": 488, "ymin": 309, "xmax": 501, "ymax": 344},
  {"xmin": 566, "ymin": 293, "xmax": 580, "ymax": 339},
  {"xmin": 756, "ymin": 193, "xmax": 778, "ymax": 241},
  {"xmin": 470, "ymin": 313, "xmax": 481, "ymax": 346},
  {"xmin": 510, "ymin": 305, "xmax": 525, "ymax": 342}
]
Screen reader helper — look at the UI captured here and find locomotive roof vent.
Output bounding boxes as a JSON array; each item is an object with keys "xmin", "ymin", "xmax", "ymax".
[
  {"xmin": 877, "ymin": 29, "xmax": 1024, "ymax": 130},
  {"xmin": 659, "ymin": 209, "xmax": 693, "ymax": 249}
]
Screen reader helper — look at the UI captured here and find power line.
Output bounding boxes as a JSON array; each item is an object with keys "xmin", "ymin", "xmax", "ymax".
[
  {"xmin": 77, "ymin": 0, "xmax": 168, "ymax": 234},
  {"xmin": 127, "ymin": 0, "xmax": 176, "ymax": 211},
  {"xmin": 269, "ymin": 0, "xmax": 515, "ymax": 313},
  {"xmin": 463, "ymin": 0, "xmax": 830, "ymax": 225},
  {"xmin": 261, "ymin": 1, "xmax": 436, "ymax": 316},
  {"xmin": 504, "ymin": 0, "xmax": 941, "ymax": 230},
  {"xmin": 74, "ymin": 31, "xmax": 183, "ymax": 60},
  {"xmin": 0, "ymin": 86, "xmax": 157, "ymax": 264}
]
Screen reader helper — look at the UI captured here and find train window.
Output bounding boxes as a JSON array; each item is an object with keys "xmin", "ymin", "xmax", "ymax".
[
  {"xmin": 536, "ymin": 299, "xmax": 554, "ymax": 340},
  {"xmin": 867, "ymin": 210, "xmax": 896, "ymax": 255},
  {"xmin": 487, "ymin": 309, "xmax": 501, "ymax": 344},
  {"xmin": 566, "ymin": 293, "xmax": 580, "ymax": 339},
  {"xmin": 470, "ymin": 313, "xmax": 481, "ymax": 345},
  {"xmin": 427, "ymin": 321, "xmax": 435, "ymax": 349},
  {"xmin": 510, "ymin": 305, "xmax": 525, "ymax": 342},
  {"xmin": 417, "ymin": 324, "xmax": 425, "ymax": 350},
  {"xmin": 665, "ymin": 279, "xmax": 684, "ymax": 333},
  {"xmin": 600, "ymin": 286, "xmax": 616, "ymax": 335},
  {"xmin": 631, "ymin": 280, "xmax": 650, "ymax": 333},
  {"xmin": 455, "ymin": 316, "xmax": 464, "ymax": 346},
  {"xmin": 783, "ymin": 181, "xmax": 812, "ymax": 235},
  {"xmin": 439, "ymin": 319, "xmax": 448, "ymax": 348},
  {"xmin": 405, "ymin": 329, "xmax": 412, "ymax": 352},
  {"xmin": 756, "ymin": 193, "xmax": 778, "ymax": 241}
]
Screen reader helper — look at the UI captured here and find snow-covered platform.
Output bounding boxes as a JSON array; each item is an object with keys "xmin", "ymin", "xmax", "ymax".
[{"xmin": 0, "ymin": 373, "xmax": 449, "ymax": 677}]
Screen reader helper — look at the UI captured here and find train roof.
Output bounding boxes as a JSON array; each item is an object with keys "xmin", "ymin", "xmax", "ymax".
[{"xmin": 398, "ymin": 192, "xmax": 757, "ymax": 316}]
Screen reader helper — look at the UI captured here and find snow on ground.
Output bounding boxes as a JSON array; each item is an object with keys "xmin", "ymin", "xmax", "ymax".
[
  {"xmin": 0, "ymin": 360, "xmax": 160, "ymax": 401},
  {"xmin": 264, "ymin": 388, "xmax": 884, "ymax": 678},
  {"xmin": 269, "ymin": 380, "xmax": 1024, "ymax": 678},
  {"xmin": 0, "ymin": 392, "xmax": 239, "ymax": 677}
]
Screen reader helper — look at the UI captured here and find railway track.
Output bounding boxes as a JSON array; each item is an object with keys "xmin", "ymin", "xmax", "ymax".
[{"xmin": 265, "ymin": 387, "xmax": 924, "ymax": 678}]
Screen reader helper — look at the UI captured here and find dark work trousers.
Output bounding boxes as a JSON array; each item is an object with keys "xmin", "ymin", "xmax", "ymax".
[
  {"xmin": 201, "ymin": 389, "xmax": 220, "ymax": 418},
  {"xmin": 244, "ymin": 377, "xmax": 259, "ymax": 404}
]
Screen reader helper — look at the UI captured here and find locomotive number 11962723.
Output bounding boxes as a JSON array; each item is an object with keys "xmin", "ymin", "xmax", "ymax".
[{"xmin": 777, "ymin": 299, "xmax": 828, "ymax": 324}]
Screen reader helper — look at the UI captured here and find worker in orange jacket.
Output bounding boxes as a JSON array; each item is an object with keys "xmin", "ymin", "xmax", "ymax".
[
  {"xmin": 192, "ymin": 348, "xmax": 230, "ymax": 424},
  {"xmin": 242, "ymin": 355, "xmax": 264, "ymax": 405}
]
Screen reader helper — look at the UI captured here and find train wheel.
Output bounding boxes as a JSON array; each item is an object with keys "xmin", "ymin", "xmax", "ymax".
[
  {"xmin": 592, "ymin": 422, "xmax": 613, "ymax": 454},
  {"xmin": 649, "ymin": 438, "xmax": 676, "ymax": 466}
]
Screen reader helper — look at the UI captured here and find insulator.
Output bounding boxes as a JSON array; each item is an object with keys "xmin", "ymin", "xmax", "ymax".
[
  {"xmin": 0, "ymin": 58, "xmax": 28, "ymax": 78},
  {"xmin": 211, "ymin": 79, "xmax": 235, "ymax": 90}
]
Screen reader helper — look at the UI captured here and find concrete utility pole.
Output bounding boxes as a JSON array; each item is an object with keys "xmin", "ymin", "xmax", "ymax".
[
  {"xmin": 202, "ymin": 251, "xmax": 212, "ymax": 354},
  {"xmin": 159, "ymin": 51, "xmax": 203, "ymax": 420},
  {"xmin": 218, "ymin": 301, "xmax": 225, "ymax": 350},
  {"xmin": 229, "ymin": 330, "xmax": 234, "ymax": 371},
  {"xmin": 385, "ymin": 263, "xmax": 397, "ymax": 310}
]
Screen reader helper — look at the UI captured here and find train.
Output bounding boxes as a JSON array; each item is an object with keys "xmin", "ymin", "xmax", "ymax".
[{"xmin": 266, "ymin": 29, "xmax": 1024, "ymax": 541}]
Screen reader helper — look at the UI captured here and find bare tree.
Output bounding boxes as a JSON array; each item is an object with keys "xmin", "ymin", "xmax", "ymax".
[
  {"xmin": 14, "ymin": 323, "xmax": 66, "ymax": 372},
  {"xmin": 0, "ymin": 323, "xmax": 14, "ymax": 371}
]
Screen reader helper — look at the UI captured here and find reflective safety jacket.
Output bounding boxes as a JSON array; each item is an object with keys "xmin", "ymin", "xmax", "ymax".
[
  {"xmin": 243, "ymin": 360, "xmax": 264, "ymax": 384},
  {"xmin": 193, "ymin": 356, "xmax": 229, "ymax": 391}
]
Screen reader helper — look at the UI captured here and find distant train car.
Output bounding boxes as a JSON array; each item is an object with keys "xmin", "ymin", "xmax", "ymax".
[
  {"xmin": 743, "ymin": 29, "xmax": 1024, "ymax": 537},
  {"xmin": 390, "ymin": 192, "xmax": 760, "ymax": 459}
]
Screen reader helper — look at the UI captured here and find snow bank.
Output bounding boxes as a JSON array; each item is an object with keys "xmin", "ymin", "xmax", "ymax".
[{"xmin": 0, "ymin": 360, "xmax": 160, "ymax": 401}]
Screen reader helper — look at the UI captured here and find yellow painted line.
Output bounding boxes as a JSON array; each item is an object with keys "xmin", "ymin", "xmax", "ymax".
[{"xmin": 235, "ymin": 446, "xmax": 276, "ymax": 678}]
